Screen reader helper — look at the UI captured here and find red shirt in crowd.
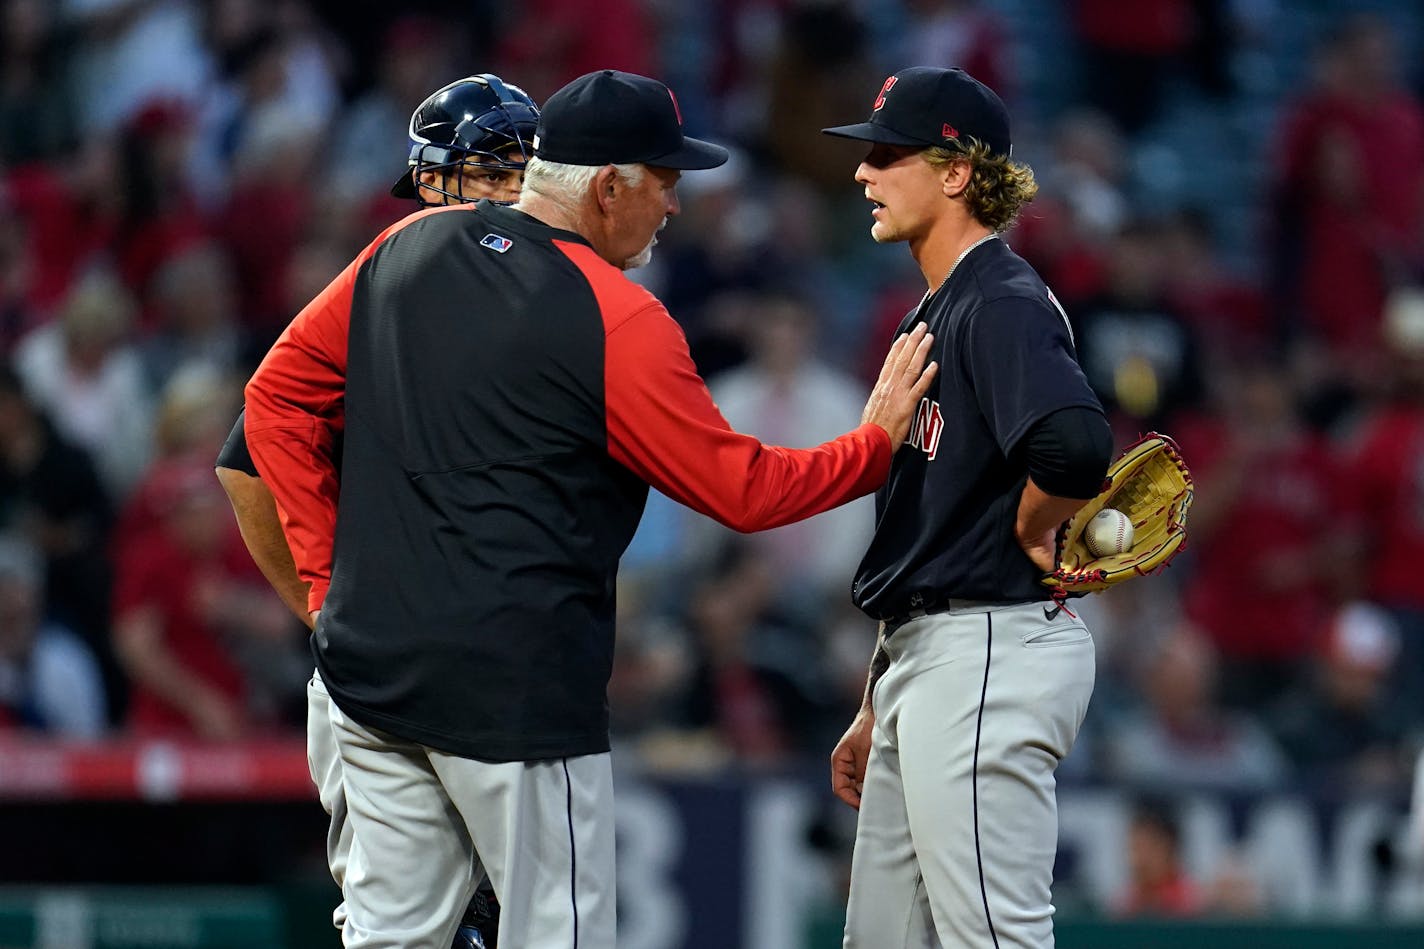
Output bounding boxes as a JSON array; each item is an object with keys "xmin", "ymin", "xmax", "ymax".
[
  {"xmin": 1179, "ymin": 420, "xmax": 1339, "ymax": 661},
  {"xmin": 1274, "ymin": 90, "xmax": 1424, "ymax": 358},
  {"xmin": 1344, "ymin": 403, "xmax": 1424, "ymax": 609},
  {"xmin": 113, "ymin": 458, "xmax": 265, "ymax": 736}
]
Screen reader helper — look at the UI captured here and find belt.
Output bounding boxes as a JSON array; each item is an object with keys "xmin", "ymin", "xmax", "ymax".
[
  {"xmin": 881, "ymin": 595, "xmax": 990, "ymax": 635},
  {"xmin": 882, "ymin": 595, "xmax": 962, "ymax": 632}
]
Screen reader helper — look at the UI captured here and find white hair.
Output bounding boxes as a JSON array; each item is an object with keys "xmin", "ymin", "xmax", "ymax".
[{"xmin": 521, "ymin": 157, "xmax": 645, "ymax": 208}]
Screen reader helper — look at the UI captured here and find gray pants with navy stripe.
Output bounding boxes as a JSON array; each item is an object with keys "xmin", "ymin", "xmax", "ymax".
[
  {"xmin": 324, "ymin": 693, "xmax": 616, "ymax": 948},
  {"xmin": 843, "ymin": 600, "xmax": 1095, "ymax": 948}
]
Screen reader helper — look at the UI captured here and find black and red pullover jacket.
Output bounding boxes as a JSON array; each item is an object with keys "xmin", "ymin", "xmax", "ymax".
[{"xmin": 245, "ymin": 201, "xmax": 891, "ymax": 761}]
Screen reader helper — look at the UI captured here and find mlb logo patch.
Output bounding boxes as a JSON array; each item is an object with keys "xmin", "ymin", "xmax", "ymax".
[{"xmin": 480, "ymin": 233, "xmax": 514, "ymax": 254}]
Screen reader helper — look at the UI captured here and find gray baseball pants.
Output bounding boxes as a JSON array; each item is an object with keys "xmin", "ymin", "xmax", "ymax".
[
  {"xmin": 313, "ymin": 676, "xmax": 616, "ymax": 948},
  {"xmin": 310, "ymin": 672, "xmax": 496, "ymax": 934},
  {"xmin": 843, "ymin": 600, "xmax": 1095, "ymax": 948},
  {"xmin": 307, "ymin": 671, "xmax": 358, "ymax": 931}
]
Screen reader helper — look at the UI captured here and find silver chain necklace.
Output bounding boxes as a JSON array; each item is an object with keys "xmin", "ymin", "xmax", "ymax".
[{"xmin": 916, "ymin": 232, "xmax": 999, "ymax": 315}]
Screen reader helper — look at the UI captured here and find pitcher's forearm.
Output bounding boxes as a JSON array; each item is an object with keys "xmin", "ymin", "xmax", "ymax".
[
  {"xmin": 862, "ymin": 622, "xmax": 890, "ymax": 711},
  {"xmin": 1016, "ymin": 476, "xmax": 1090, "ymax": 547}
]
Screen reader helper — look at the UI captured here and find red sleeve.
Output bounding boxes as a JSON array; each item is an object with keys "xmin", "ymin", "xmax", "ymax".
[
  {"xmin": 566, "ymin": 243, "xmax": 891, "ymax": 531},
  {"xmin": 245, "ymin": 208, "xmax": 464, "ymax": 612},
  {"xmin": 244, "ymin": 250, "xmax": 359, "ymax": 612}
]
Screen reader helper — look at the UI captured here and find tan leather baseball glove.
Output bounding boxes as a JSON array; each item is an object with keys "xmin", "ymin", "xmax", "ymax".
[{"xmin": 1043, "ymin": 432, "xmax": 1193, "ymax": 595}]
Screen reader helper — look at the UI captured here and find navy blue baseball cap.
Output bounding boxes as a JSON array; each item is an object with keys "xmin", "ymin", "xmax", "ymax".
[
  {"xmin": 823, "ymin": 66, "xmax": 1012, "ymax": 158},
  {"xmin": 533, "ymin": 70, "xmax": 729, "ymax": 170}
]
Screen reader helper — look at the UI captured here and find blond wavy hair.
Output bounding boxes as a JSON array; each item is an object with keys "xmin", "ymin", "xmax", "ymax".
[{"xmin": 924, "ymin": 140, "xmax": 1038, "ymax": 232}]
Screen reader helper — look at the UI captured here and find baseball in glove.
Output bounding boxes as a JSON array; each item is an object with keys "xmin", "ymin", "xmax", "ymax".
[{"xmin": 1043, "ymin": 432, "xmax": 1193, "ymax": 595}]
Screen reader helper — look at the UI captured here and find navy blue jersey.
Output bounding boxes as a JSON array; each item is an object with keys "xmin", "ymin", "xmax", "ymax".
[{"xmin": 853, "ymin": 236, "xmax": 1104, "ymax": 616}]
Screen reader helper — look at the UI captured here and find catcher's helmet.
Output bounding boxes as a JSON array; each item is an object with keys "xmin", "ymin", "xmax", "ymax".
[{"xmin": 391, "ymin": 74, "xmax": 539, "ymax": 205}]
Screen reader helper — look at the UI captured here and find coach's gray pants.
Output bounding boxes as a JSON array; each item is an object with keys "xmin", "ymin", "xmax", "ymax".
[
  {"xmin": 322, "ymin": 688, "xmax": 616, "ymax": 949},
  {"xmin": 307, "ymin": 672, "xmax": 356, "ymax": 932},
  {"xmin": 843, "ymin": 600, "xmax": 1095, "ymax": 948}
]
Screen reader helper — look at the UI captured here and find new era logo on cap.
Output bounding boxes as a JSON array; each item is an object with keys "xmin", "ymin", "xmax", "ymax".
[{"xmin": 823, "ymin": 66, "xmax": 1012, "ymax": 158}]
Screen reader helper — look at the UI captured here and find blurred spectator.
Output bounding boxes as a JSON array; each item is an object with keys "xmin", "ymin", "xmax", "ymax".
[
  {"xmin": 1010, "ymin": 108, "xmax": 1125, "ymax": 309},
  {"xmin": 1111, "ymin": 797, "xmax": 1205, "ymax": 917},
  {"xmin": 278, "ymin": 237, "xmax": 350, "ymax": 317},
  {"xmin": 1071, "ymin": 0, "xmax": 1197, "ymax": 133},
  {"xmin": 0, "ymin": 187, "xmax": 35, "ymax": 350},
  {"xmin": 606, "ymin": 579, "xmax": 688, "ymax": 744},
  {"xmin": 656, "ymin": 149, "xmax": 774, "ymax": 375},
  {"xmin": 1268, "ymin": 14, "xmax": 1424, "ymax": 381},
  {"xmin": 117, "ymin": 364, "xmax": 240, "ymax": 545},
  {"xmin": 14, "ymin": 270, "xmax": 154, "ymax": 498},
  {"xmin": 0, "ymin": 0, "xmax": 76, "ymax": 164},
  {"xmin": 160, "ymin": 365, "xmax": 240, "ymax": 456},
  {"xmin": 63, "ymin": 0, "xmax": 213, "ymax": 132},
  {"xmin": 328, "ymin": 15, "xmax": 457, "ymax": 203},
  {"xmin": 0, "ymin": 532, "xmax": 106, "ymax": 738},
  {"xmin": 260, "ymin": 1, "xmax": 344, "ymax": 118},
  {"xmin": 821, "ymin": 595, "xmax": 881, "ymax": 721},
  {"xmin": 1041, "ymin": 109, "xmax": 1130, "ymax": 244},
  {"xmin": 1064, "ymin": 579, "xmax": 1187, "ymax": 782},
  {"xmin": 215, "ymin": 102, "xmax": 316, "ymax": 335},
  {"xmin": 853, "ymin": 277, "xmax": 925, "ymax": 389},
  {"xmin": 0, "ymin": 363, "xmax": 117, "ymax": 718},
  {"xmin": 2, "ymin": 135, "xmax": 125, "ymax": 320},
  {"xmin": 1341, "ymin": 287, "xmax": 1424, "ymax": 723},
  {"xmin": 673, "ymin": 542, "xmax": 828, "ymax": 766},
  {"xmin": 193, "ymin": 10, "xmax": 335, "ymax": 330},
  {"xmin": 111, "ymin": 99, "xmax": 209, "ymax": 308},
  {"xmin": 1267, "ymin": 602, "xmax": 1410, "ymax": 795},
  {"xmin": 1103, "ymin": 622, "xmax": 1289, "ymax": 793},
  {"xmin": 112, "ymin": 453, "xmax": 298, "ymax": 739},
  {"xmin": 139, "ymin": 242, "xmax": 249, "ymax": 394},
  {"xmin": 900, "ymin": 0, "xmax": 1012, "ymax": 101},
  {"xmin": 1073, "ymin": 218, "xmax": 1206, "ymax": 435},
  {"xmin": 704, "ymin": 293, "xmax": 872, "ymax": 606},
  {"xmin": 1407, "ymin": 747, "xmax": 1424, "ymax": 905},
  {"xmin": 493, "ymin": 0, "xmax": 653, "ymax": 104},
  {"xmin": 190, "ymin": 8, "xmax": 337, "ymax": 212},
  {"xmin": 1111, "ymin": 795, "xmax": 1263, "ymax": 919},
  {"xmin": 1178, "ymin": 360, "xmax": 1343, "ymax": 709},
  {"xmin": 1161, "ymin": 207, "xmax": 1270, "ymax": 365},
  {"xmin": 763, "ymin": 1, "xmax": 878, "ymax": 192}
]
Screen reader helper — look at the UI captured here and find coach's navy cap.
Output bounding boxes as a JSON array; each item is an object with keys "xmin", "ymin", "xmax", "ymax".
[
  {"xmin": 533, "ymin": 70, "xmax": 729, "ymax": 170},
  {"xmin": 823, "ymin": 67, "xmax": 1012, "ymax": 158}
]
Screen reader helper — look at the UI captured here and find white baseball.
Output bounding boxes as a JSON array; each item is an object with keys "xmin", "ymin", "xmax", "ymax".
[{"xmin": 1085, "ymin": 508, "xmax": 1134, "ymax": 557}]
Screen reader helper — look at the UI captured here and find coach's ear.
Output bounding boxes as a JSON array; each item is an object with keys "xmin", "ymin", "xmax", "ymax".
[{"xmin": 593, "ymin": 164, "xmax": 621, "ymax": 215}]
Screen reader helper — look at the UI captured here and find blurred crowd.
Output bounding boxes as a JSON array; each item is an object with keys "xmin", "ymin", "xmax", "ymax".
[{"xmin": 1, "ymin": 0, "xmax": 1424, "ymax": 918}]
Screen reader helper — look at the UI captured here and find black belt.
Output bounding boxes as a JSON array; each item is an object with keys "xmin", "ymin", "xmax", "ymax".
[
  {"xmin": 881, "ymin": 595, "xmax": 1029, "ymax": 635},
  {"xmin": 881, "ymin": 595, "xmax": 972, "ymax": 635}
]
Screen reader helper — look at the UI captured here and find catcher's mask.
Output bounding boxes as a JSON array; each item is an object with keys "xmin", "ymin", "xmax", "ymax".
[{"xmin": 391, "ymin": 74, "xmax": 539, "ymax": 206}]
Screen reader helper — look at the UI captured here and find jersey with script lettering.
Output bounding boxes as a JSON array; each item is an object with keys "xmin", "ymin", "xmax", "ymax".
[
  {"xmin": 853, "ymin": 236, "xmax": 1103, "ymax": 617},
  {"xmin": 244, "ymin": 200, "xmax": 891, "ymax": 761}
]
